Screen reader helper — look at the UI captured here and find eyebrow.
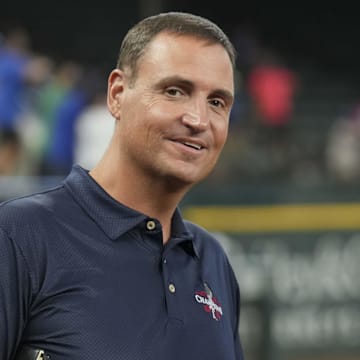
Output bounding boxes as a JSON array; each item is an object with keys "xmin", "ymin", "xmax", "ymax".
[{"xmin": 156, "ymin": 75, "xmax": 234, "ymax": 105}]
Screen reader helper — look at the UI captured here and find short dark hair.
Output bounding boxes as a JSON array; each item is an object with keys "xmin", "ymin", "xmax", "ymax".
[{"xmin": 116, "ymin": 12, "xmax": 236, "ymax": 82}]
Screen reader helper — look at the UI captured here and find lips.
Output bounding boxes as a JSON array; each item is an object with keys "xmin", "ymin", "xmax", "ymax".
[
  {"xmin": 182, "ymin": 141, "xmax": 202, "ymax": 150},
  {"xmin": 171, "ymin": 137, "xmax": 207, "ymax": 151}
]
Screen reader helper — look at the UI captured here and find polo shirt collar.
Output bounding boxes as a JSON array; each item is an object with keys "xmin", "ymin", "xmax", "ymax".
[{"xmin": 63, "ymin": 165, "xmax": 199, "ymax": 257}]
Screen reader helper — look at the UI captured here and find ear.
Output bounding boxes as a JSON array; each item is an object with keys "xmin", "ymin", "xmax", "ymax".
[{"xmin": 107, "ymin": 69, "xmax": 125, "ymax": 119}]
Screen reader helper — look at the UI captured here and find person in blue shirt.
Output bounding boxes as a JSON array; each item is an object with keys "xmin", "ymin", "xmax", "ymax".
[
  {"xmin": 0, "ymin": 27, "xmax": 51, "ymax": 174},
  {"xmin": 0, "ymin": 12, "xmax": 244, "ymax": 360}
]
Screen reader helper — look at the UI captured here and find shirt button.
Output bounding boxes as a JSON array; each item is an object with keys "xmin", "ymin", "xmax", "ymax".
[
  {"xmin": 163, "ymin": 259, "xmax": 167, "ymax": 264},
  {"xmin": 168, "ymin": 283, "xmax": 176, "ymax": 293},
  {"xmin": 146, "ymin": 220, "xmax": 156, "ymax": 231}
]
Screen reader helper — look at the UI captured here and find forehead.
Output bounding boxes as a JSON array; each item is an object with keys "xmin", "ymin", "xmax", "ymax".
[{"xmin": 136, "ymin": 32, "xmax": 234, "ymax": 93}]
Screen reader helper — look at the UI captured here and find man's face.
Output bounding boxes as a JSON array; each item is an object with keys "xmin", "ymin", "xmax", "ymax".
[{"xmin": 108, "ymin": 32, "xmax": 234, "ymax": 188}]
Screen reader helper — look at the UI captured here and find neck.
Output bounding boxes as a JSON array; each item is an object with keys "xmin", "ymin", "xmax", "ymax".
[{"xmin": 90, "ymin": 149, "xmax": 190, "ymax": 244}]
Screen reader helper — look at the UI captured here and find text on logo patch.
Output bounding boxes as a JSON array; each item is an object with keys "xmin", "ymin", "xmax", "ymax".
[{"xmin": 194, "ymin": 284, "xmax": 223, "ymax": 321}]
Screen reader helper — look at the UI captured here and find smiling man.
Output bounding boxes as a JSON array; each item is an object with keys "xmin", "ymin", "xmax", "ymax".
[{"xmin": 0, "ymin": 12, "xmax": 244, "ymax": 360}]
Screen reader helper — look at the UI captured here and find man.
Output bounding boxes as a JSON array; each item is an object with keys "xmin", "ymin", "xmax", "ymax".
[{"xmin": 0, "ymin": 12, "xmax": 244, "ymax": 360}]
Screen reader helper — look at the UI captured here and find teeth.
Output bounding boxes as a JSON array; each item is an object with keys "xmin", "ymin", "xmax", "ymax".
[{"xmin": 183, "ymin": 142, "xmax": 202, "ymax": 150}]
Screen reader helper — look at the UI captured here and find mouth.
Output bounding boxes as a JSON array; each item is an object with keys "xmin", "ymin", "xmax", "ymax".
[
  {"xmin": 181, "ymin": 141, "xmax": 203, "ymax": 150},
  {"xmin": 171, "ymin": 137, "xmax": 206, "ymax": 152}
]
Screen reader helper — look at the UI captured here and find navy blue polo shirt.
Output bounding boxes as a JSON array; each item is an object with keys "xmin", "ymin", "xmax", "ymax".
[{"xmin": 0, "ymin": 165, "xmax": 244, "ymax": 360}]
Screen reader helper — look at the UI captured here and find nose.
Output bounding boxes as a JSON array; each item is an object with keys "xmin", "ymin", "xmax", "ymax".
[{"xmin": 181, "ymin": 111, "xmax": 209, "ymax": 132}]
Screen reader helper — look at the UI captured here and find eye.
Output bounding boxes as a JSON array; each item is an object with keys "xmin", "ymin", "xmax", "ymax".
[
  {"xmin": 166, "ymin": 87, "xmax": 183, "ymax": 97},
  {"xmin": 209, "ymin": 98, "xmax": 225, "ymax": 108}
]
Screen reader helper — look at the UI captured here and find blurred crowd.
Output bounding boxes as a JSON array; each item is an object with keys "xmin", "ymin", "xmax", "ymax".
[
  {"xmin": 1, "ymin": 24, "xmax": 359, "ymax": 187},
  {"xmin": 218, "ymin": 24, "xmax": 360, "ymax": 187},
  {"xmin": 0, "ymin": 26, "xmax": 114, "ymax": 177}
]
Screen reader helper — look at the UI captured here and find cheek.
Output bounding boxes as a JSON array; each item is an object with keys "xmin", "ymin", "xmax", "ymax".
[
  {"xmin": 213, "ymin": 122, "xmax": 229, "ymax": 149},
  {"xmin": 145, "ymin": 99, "xmax": 180, "ymax": 123},
  {"xmin": 143, "ymin": 93, "xmax": 162, "ymax": 111}
]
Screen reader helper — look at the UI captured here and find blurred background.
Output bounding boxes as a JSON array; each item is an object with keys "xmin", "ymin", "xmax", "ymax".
[{"xmin": 1, "ymin": 1, "xmax": 360, "ymax": 359}]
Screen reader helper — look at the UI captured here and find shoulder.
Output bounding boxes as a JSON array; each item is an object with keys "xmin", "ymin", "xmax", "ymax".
[
  {"xmin": 0, "ymin": 184, "xmax": 66, "ymax": 239},
  {"xmin": 0, "ymin": 184, "xmax": 76, "ymax": 283}
]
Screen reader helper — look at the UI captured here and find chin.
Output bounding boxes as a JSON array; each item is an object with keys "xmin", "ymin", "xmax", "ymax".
[
  {"xmin": 163, "ymin": 168, "xmax": 210, "ymax": 190},
  {"xmin": 152, "ymin": 158, "xmax": 214, "ymax": 189}
]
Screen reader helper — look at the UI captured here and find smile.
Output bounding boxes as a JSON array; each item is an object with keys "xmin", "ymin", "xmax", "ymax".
[
  {"xmin": 170, "ymin": 137, "xmax": 206, "ymax": 152},
  {"xmin": 182, "ymin": 141, "xmax": 202, "ymax": 150}
]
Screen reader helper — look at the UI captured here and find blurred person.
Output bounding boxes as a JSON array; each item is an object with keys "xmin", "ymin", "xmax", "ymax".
[
  {"xmin": 0, "ymin": 129, "xmax": 21, "ymax": 174},
  {"xmin": 40, "ymin": 66, "xmax": 114, "ymax": 176},
  {"xmin": 33, "ymin": 60, "xmax": 82, "ymax": 172},
  {"xmin": 247, "ymin": 48, "xmax": 298, "ymax": 128},
  {"xmin": 38, "ymin": 63, "xmax": 87, "ymax": 176},
  {"xmin": 73, "ymin": 70, "xmax": 114, "ymax": 170},
  {"xmin": 326, "ymin": 104, "xmax": 360, "ymax": 183},
  {"xmin": 0, "ymin": 26, "xmax": 52, "ymax": 174},
  {"xmin": 0, "ymin": 12, "xmax": 244, "ymax": 360},
  {"xmin": 246, "ymin": 48, "xmax": 298, "ymax": 176}
]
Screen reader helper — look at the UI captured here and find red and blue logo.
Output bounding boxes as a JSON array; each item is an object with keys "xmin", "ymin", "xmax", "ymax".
[{"xmin": 194, "ymin": 283, "xmax": 223, "ymax": 321}]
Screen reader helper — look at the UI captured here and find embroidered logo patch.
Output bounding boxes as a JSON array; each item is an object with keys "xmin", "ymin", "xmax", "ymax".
[{"xmin": 194, "ymin": 283, "xmax": 223, "ymax": 321}]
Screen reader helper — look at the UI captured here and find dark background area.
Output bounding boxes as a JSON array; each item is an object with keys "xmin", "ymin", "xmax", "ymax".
[{"xmin": 2, "ymin": 1, "xmax": 360, "ymax": 77}]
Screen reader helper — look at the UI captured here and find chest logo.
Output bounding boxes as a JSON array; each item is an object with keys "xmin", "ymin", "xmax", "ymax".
[{"xmin": 194, "ymin": 283, "xmax": 223, "ymax": 321}]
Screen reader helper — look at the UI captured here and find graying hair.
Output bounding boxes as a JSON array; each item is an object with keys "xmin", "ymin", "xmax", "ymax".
[{"xmin": 116, "ymin": 12, "xmax": 236, "ymax": 82}]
